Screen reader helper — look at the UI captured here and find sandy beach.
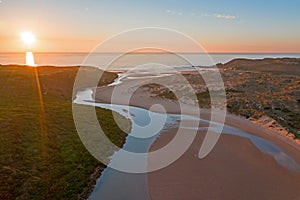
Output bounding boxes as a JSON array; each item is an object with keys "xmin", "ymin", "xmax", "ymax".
[
  {"xmin": 148, "ymin": 131, "xmax": 300, "ymax": 200},
  {"xmin": 147, "ymin": 118, "xmax": 300, "ymax": 200},
  {"xmin": 94, "ymin": 75, "xmax": 300, "ymax": 200}
]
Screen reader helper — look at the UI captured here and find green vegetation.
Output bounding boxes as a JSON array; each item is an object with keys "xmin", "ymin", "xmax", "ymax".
[
  {"xmin": 0, "ymin": 65, "xmax": 130, "ymax": 199},
  {"xmin": 224, "ymin": 72, "xmax": 300, "ymax": 137},
  {"xmin": 219, "ymin": 59, "xmax": 300, "ymax": 138},
  {"xmin": 145, "ymin": 58, "xmax": 300, "ymax": 138},
  {"xmin": 217, "ymin": 58, "xmax": 300, "ymax": 76}
]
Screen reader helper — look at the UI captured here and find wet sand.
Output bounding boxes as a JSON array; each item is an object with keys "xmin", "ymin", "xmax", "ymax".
[
  {"xmin": 148, "ymin": 126, "xmax": 300, "ymax": 200},
  {"xmin": 94, "ymin": 76, "xmax": 300, "ymax": 200}
]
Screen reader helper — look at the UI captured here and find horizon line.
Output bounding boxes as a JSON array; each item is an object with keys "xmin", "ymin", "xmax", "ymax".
[{"xmin": 1, "ymin": 51, "xmax": 300, "ymax": 54}]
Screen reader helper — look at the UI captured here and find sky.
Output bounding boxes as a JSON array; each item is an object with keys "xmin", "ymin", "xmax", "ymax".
[{"xmin": 0, "ymin": 0, "xmax": 300, "ymax": 52}]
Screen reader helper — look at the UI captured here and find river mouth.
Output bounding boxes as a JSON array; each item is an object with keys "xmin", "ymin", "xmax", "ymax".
[{"xmin": 73, "ymin": 87, "xmax": 300, "ymax": 200}]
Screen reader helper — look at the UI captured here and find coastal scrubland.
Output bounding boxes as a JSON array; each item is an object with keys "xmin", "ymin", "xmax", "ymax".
[
  {"xmin": 145, "ymin": 58, "xmax": 300, "ymax": 138},
  {"xmin": 0, "ymin": 65, "xmax": 130, "ymax": 199}
]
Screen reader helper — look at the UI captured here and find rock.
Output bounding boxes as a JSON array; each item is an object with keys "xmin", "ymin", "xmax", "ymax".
[{"xmin": 287, "ymin": 133, "xmax": 296, "ymax": 139}]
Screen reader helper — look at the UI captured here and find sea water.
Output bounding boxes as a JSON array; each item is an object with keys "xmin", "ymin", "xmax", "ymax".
[{"xmin": 1, "ymin": 53, "xmax": 300, "ymax": 71}]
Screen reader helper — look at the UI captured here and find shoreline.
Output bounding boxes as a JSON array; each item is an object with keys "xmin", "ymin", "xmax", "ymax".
[
  {"xmin": 78, "ymin": 165, "xmax": 105, "ymax": 200},
  {"xmin": 250, "ymin": 116, "xmax": 300, "ymax": 146},
  {"xmin": 92, "ymin": 75, "xmax": 300, "ymax": 199},
  {"xmin": 93, "ymin": 77, "xmax": 300, "ymax": 149}
]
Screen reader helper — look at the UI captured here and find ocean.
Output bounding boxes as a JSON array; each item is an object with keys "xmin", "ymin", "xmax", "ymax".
[{"xmin": 1, "ymin": 53, "xmax": 299, "ymax": 71}]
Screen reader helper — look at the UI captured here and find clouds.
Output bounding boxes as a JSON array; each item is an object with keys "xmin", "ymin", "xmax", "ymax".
[
  {"xmin": 166, "ymin": 9, "xmax": 183, "ymax": 16},
  {"xmin": 200, "ymin": 13, "xmax": 238, "ymax": 20},
  {"xmin": 165, "ymin": 9, "xmax": 237, "ymax": 20},
  {"xmin": 213, "ymin": 14, "xmax": 236, "ymax": 20}
]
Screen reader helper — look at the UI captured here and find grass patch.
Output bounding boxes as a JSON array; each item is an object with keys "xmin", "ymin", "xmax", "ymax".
[{"xmin": 0, "ymin": 65, "xmax": 129, "ymax": 199}]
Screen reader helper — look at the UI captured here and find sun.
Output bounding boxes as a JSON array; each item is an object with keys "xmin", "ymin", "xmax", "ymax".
[
  {"xmin": 21, "ymin": 32, "xmax": 36, "ymax": 46},
  {"xmin": 21, "ymin": 32, "xmax": 36, "ymax": 66}
]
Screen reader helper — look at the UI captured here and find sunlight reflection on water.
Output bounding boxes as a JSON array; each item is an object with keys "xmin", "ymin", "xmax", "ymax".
[{"xmin": 25, "ymin": 52, "xmax": 35, "ymax": 66}]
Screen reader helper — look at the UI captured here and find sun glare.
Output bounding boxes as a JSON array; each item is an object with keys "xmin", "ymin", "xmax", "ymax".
[
  {"xmin": 21, "ymin": 32, "xmax": 36, "ymax": 46},
  {"xmin": 26, "ymin": 52, "xmax": 36, "ymax": 66},
  {"xmin": 21, "ymin": 32, "xmax": 36, "ymax": 66}
]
